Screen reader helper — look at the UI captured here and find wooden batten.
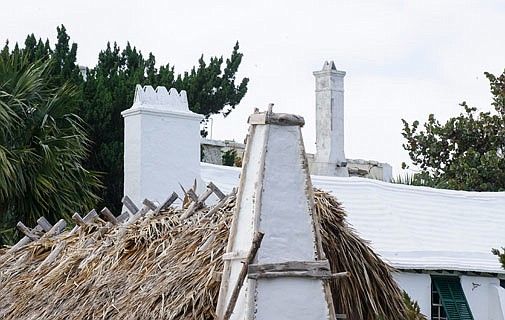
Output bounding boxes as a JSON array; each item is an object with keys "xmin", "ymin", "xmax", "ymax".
[{"xmin": 122, "ymin": 195, "xmax": 139, "ymax": 215}]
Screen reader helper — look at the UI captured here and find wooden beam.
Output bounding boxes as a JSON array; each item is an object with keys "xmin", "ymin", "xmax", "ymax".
[
  {"xmin": 208, "ymin": 182, "xmax": 225, "ymax": 200},
  {"xmin": 153, "ymin": 192, "xmax": 178, "ymax": 215},
  {"xmin": 223, "ymin": 231, "xmax": 264, "ymax": 320},
  {"xmin": 187, "ymin": 189, "xmax": 198, "ymax": 202},
  {"xmin": 142, "ymin": 198, "xmax": 157, "ymax": 211},
  {"xmin": 116, "ymin": 212, "xmax": 130, "ymax": 223},
  {"xmin": 38, "ymin": 209, "xmax": 98, "ymax": 270},
  {"xmin": 45, "ymin": 219, "xmax": 67, "ymax": 237},
  {"xmin": 100, "ymin": 207, "xmax": 119, "ymax": 225},
  {"xmin": 4, "ymin": 224, "xmax": 43, "ymax": 255},
  {"xmin": 71, "ymin": 213, "xmax": 86, "ymax": 227},
  {"xmin": 181, "ymin": 187, "xmax": 213, "ymax": 220},
  {"xmin": 16, "ymin": 222, "xmax": 39, "ymax": 241},
  {"xmin": 36, "ymin": 217, "xmax": 53, "ymax": 232},
  {"xmin": 121, "ymin": 195, "xmax": 139, "ymax": 214}
]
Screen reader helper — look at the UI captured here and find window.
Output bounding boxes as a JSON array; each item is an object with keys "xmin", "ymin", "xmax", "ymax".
[
  {"xmin": 431, "ymin": 275, "xmax": 473, "ymax": 320},
  {"xmin": 431, "ymin": 282, "xmax": 447, "ymax": 320}
]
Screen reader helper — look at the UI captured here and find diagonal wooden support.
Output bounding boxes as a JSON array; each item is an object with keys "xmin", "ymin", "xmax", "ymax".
[
  {"xmin": 187, "ymin": 189, "xmax": 199, "ymax": 202},
  {"xmin": 142, "ymin": 198, "xmax": 157, "ymax": 211},
  {"xmin": 36, "ymin": 217, "xmax": 53, "ymax": 232},
  {"xmin": 16, "ymin": 222, "xmax": 40, "ymax": 241},
  {"xmin": 100, "ymin": 207, "xmax": 119, "ymax": 225},
  {"xmin": 38, "ymin": 209, "xmax": 98, "ymax": 270},
  {"xmin": 205, "ymin": 188, "xmax": 237, "ymax": 218},
  {"xmin": 223, "ymin": 232, "xmax": 264, "ymax": 320},
  {"xmin": 153, "ymin": 192, "xmax": 178, "ymax": 215},
  {"xmin": 181, "ymin": 186, "xmax": 214, "ymax": 220},
  {"xmin": 208, "ymin": 182, "xmax": 225, "ymax": 200},
  {"xmin": 122, "ymin": 195, "xmax": 139, "ymax": 215}
]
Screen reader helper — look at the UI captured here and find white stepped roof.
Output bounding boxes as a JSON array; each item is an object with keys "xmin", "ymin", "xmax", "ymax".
[{"xmin": 201, "ymin": 162, "xmax": 505, "ymax": 274}]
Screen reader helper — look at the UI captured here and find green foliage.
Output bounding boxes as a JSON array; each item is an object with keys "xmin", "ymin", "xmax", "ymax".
[
  {"xmin": 401, "ymin": 69, "xmax": 505, "ymax": 191},
  {"xmin": 492, "ymin": 247, "xmax": 505, "ymax": 270},
  {"xmin": 4, "ymin": 25, "xmax": 249, "ymax": 216},
  {"xmin": 391, "ymin": 173, "xmax": 437, "ymax": 188},
  {"xmin": 0, "ymin": 53, "xmax": 101, "ymax": 244},
  {"xmin": 403, "ymin": 291, "xmax": 427, "ymax": 320},
  {"xmin": 221, "ymin": 149, "xmax": 237, "ymax": 167}
]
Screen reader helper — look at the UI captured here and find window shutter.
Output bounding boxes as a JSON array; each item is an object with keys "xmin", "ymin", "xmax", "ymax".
[{"xmin": 431, "ymin": 275, "xmax": 473, "ymax": 320}]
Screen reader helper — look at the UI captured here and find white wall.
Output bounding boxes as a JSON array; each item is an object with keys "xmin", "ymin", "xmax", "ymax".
[
  {"xmin": 461, "ymin": 275, "xmax": 501, "ymax": 320},
  {"xmin": 393, "ymin": 272, "xmax": 431, "ymax": 318},
  {"xmin": 489, "ymin": 283, "xmax": 505, "ymax": 320},
  {"xmin": 394, "ymin": 272, "xmax": 505, "ymax": 320}
]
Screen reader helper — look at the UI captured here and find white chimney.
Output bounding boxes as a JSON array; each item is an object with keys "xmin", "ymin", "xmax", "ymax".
[
  {"xmin": 312, "ymin": 61, "xmax": 349, "ymax": 177},
  {"xmin": 122, "ymin": 85, "xmax": 203, "ymax": 206}
]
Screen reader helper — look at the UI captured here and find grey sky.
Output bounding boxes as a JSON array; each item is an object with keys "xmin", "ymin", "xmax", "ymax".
[{"xmin": 2, "ymin": 0, "xmax": 504, "ymax": 175}]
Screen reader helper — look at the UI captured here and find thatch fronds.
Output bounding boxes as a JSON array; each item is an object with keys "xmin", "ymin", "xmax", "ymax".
[
  {"xmin": 0, "ymin": 190, "xmax": 405, "ymax": 320},
  {"xmin": 314, "ymin": 189, "xmax": 406, "ymax": 319}
]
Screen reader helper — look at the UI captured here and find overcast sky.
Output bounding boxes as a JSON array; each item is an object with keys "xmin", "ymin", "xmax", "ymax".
[{"xmin": 2, "ymin": 0, "xmax": 504, "ymax": 176}]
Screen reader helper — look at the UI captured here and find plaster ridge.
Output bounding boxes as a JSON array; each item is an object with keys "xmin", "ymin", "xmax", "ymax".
[{"xmin": 132, "ymin": 84, "xmax": 189, "ymax": 112}]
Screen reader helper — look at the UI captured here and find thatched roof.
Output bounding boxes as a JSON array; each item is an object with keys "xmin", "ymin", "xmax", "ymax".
[{"xmin": 0, "ymin": 189, "xmax": 406, "ymax": 320}]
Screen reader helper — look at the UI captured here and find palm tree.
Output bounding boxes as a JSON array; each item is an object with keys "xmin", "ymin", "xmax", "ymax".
[{"xmin": 0, "ymin": 53, "xmax": 102, "ymax": 244}]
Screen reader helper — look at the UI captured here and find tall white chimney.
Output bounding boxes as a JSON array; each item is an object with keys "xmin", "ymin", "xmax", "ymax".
[
  {"xmin": 122, "ymin": 85, "xmax": 203, "ymax": 206},
  {"xmin": 312, "ymin": 61, "xmax": 349, "ymax": 177}
]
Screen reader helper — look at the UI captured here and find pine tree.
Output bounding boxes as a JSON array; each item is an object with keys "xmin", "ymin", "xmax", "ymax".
[{"xmin": 4, "ymin": 25, "xmax": 249, "ymax": 216}]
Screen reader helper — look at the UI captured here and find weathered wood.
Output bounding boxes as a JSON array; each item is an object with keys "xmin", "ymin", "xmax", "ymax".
[
  {"xmin": 181, "ymin": 187, "xmax": 214, "ymax": 220},
  {"xmin": 153, "ymin": 192, "xmax": 178, "ymax": 215},
  {"xmin": 142, "ymin": 198, "xmax": 157, "ymax": 211},
  {"xmin": 16, "ymin": 222, "xmax": 40, "ymax": 241},
  {"xmin": 117, "ymin": 212, "xmax": 130, "ymax": 223},
  {"xmin": 205, "ymin": 188, "xmax": 237, "ymax": 218},
  {"xmin": 187, "ymin": 189, "xmax": 198, "ymax": 202},
  {"xmin": 249, "ymin": 260, "xmax": 330, "ymax": 273},
  {"xmin": 247, "ymin": 260, "xmax": 349, "ymax": 280},
  {"xmin": 36, "ymin": 217, "xmax": 53, "ymax": 232},
  {"xmin": 247, "ymin": 113, "xmax": 267, "ymax": 125},
  {"xmin": 5, "ymin": 224, "xmax": 42, "ymax": 254},
  {"xmin": 248, "ymin": 270, "xmax": 349, "ymax": 280},
  {"xmin": 248, "ymin": 111, "xmax": 305, "ymax": 127},
  {"xmin": 122, "ymin": 195, "xmax": 139, "ymax": 214},
  {"xmin": 101, "ymin": 207, "xmax": 119, "ymax": 225},
  {"xmin": 208, "ymin": 182, "xmax": 225, "ymax": 200},
  {"xmin": 222, "ymin": 250, "xmax": 248, "ymax": 261},
  {"xmin": 45, "ymin": 219, "xmax": 67, "ymax": 237},
  {"xmin": 266, "ymin": 112, "xmax": 305, "ymax": 126},
  {"xmin": 223, "ymin": 231, "xmax": 264, "ymax": 320},
  {"xmin": 71, "ymin": 212, "xmax": 86, "ymax": 227},
  {"xmin": 39, "ymin": 209, "xmax": 98, "ymax": 270}
]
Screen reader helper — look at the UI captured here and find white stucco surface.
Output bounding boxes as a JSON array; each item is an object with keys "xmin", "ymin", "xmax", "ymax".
[
  {"xmin": 254, "ymin": 125, "xmax": 330, "ymax": 319},
  {"xmin": 122, "ymin": 85, "xmax": 203, "ymax": 207},
  {"xmin": 217, "ymin": 124, "xmax": 268, "ymax": 319},
  {"xmin": 393, "ymin": 272, "xmax": 431, "ymax": 318},
  {"xmin": 489, "ymin": 284, "xmax": 505, "ymax": 320},
  {"xmin": 201, "ymin": 163, "xmax": 505, "ymax": 274},
  {"xmin": 461, "ymin": 275, "xmax": 500, "ymax": 319},
  {"xmin": 217, "ymin": 121, "xmax": 332, "ymax": 319}
]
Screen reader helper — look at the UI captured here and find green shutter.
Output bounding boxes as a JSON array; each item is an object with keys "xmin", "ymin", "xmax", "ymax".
[{"xmin": 432, "ymin": 275, "xmax": 474, "ymax": 320}]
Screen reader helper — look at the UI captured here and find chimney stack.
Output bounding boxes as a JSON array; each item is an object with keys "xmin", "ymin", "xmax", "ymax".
[
  {"xmin": 122, "ymin": 85, "xmax": 203, "ymax": 206},
  {"xmin": 312, "ymin": 61, "xmax": 348, "ymax": 177}
]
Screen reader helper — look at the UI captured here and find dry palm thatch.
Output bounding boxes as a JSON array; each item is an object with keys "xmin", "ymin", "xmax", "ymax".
[
  {"xmin": 0, "ymin": 189, "xmax": 406, "ymax": 320},
  {"xmin": 314, "ymin": 189, "xmax": 406, "ymax": 319}
]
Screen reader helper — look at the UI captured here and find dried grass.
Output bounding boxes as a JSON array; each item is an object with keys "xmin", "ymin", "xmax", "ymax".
[{"xmin": 0, "ymin": 190, "xmax": 405, "ymax": 320}]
